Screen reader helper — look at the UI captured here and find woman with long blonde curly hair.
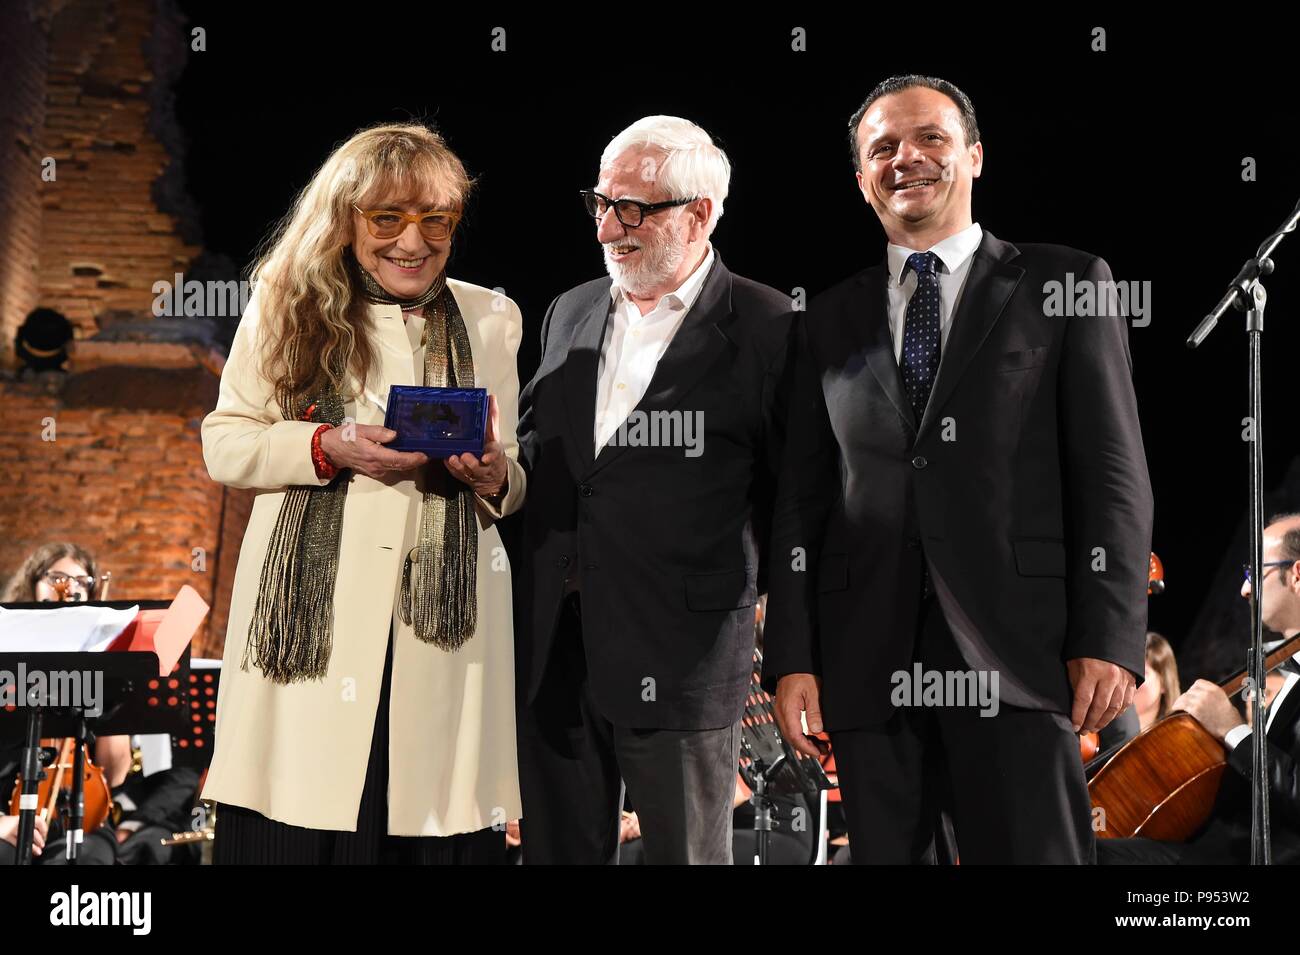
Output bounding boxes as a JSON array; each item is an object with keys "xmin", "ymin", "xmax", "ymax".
[{"xmin": 201, "ymin": 122, "xmax": 526, "ymax": 864}]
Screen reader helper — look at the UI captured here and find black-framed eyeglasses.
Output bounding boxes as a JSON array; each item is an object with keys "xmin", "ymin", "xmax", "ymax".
[
  {"xmin": 1242, "ymin": 560, "xmax": 1295, "ymax": 584},
  {"xmin": 579, "ymin": 190, "xmax": 698, "ymax": 229},
  {"xmin": 39, "ymin": 570, "xmax": 96, "ymax": 599}
]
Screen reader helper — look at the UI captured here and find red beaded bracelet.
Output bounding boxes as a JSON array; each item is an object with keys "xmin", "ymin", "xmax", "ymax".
[{"xmin": 310, "ymin": 423, "xmax": 338, "ymax": 480}]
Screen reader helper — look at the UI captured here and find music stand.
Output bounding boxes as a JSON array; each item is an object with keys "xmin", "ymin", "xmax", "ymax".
[
  {"xmin": 741, "ymin": 649, "xmax": 836, "ymax": 865},
  {"xmin": 1, "ymin": 592, "xmax": 204, "ymax": 863}
]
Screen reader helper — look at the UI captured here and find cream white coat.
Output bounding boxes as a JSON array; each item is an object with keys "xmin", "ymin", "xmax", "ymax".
[{"xmin": 200, "ymin": 279, "xmax": 525, "ymax": 835}]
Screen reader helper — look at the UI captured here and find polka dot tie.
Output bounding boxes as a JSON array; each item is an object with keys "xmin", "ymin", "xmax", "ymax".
[{"xmin": 900, "ymin": 251, "xmax": 941, "ymax": 423}]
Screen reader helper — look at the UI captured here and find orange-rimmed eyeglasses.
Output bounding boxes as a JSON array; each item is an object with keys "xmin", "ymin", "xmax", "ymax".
[{"xmin": 353, "ymin": 204, "xmax": 462, "ymax": 241}]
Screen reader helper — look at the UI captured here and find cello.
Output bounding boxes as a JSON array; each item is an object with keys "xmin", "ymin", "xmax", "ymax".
[{"xmin": 1088, "ymin": 629, "xmax": 1300, "ymax": 841}]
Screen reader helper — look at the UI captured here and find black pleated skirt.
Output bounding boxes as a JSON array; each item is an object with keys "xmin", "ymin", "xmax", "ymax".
[{"xmin": 213, "ymin": 623, "xmax": 504, "ymax": 865}]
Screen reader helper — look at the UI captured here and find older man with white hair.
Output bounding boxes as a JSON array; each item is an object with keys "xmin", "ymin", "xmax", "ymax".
[{"xmin": 514, "ymin": 116, "xmax": 794, "ymax": 863}]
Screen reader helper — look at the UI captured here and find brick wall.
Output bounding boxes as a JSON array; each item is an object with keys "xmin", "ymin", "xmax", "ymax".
[
  {"xmin": 0, "ymin": 1, "xmax": 51, "ymax": 365},
  {"xmin": 211, "ymin": 482, "xmax": 255, "ymax": 659},
  {"xmin": 0, "ymin": 0, "xmax": 246, "ymax": 659},
  {"xmin": 0, "ymin": 367, "xmax": 229, "ymax": 655},
  {"xmin": 37, "ymin": 0, "xmax": 201, "ymax": 336}
]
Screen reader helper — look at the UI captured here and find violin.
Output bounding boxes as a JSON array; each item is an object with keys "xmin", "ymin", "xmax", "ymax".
[
  {"xmin": 8, "ymin": 738, "xmax": 112, "ymax": 834},
  {"xmin": 8, "ymin": 565, "xmax": 117, "ymax": 833},
  {"xmin": 1077, "ymin": 552, "xmax": 1164, "ymax": 760}
]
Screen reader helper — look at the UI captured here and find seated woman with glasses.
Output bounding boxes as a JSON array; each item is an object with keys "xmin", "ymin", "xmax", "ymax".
[
  {"xmin": 2, "ymin": 541, "xmax": 109, "ymax": 603},
  {"xmin": 0, "ymin": 542, "xmax": 130, "ymax": 863},
  {"xmin": 200, "ymin": 122, "xmax": 526, "ymax": 864}
]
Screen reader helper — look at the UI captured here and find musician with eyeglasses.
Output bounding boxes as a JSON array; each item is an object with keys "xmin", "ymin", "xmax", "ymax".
[
  {"xmin": 1098, "ymin": 512, "xmax": 1300, "ymax": 864},
  {"xmin": 1, "ymin": 542, "xmax": 130, "ymax": 863},
  {"xmin": 2, "ymin": 541, "xmax": 111, "ymax": 605},
  {"xmin": 514, "ymin": 115, "xmax": 795, "ymax": 863}
]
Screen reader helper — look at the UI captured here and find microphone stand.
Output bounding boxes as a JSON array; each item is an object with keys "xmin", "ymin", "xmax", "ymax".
[
  {"xmin": 66, "ymin": 715, "xmax": 89, "ymax": 862},
  {"xmin": 748, "ymin": 753, "xmax": 785, "ymax": 866},
  {"xmin": 14, "ymin": 689, "xmax": 45, "ymax": 866},
  {"xmin": 1187, "ymin": 195, "xmax": 1300, "ymax": 865}
]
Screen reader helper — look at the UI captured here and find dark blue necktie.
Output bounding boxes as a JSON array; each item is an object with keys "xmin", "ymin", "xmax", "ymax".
[{"xmin": 899, "ymin": 250, "xmax": 942, "ymax": 423}]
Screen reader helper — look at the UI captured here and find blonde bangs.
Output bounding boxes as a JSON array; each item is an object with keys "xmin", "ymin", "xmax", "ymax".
[
  {"xmin": 251, "ymin": 121, "xmax": 473, "ymax": 414},
  {"xmin": 352, "ymin": 131, "xmax": 474, "ymax": 212}
]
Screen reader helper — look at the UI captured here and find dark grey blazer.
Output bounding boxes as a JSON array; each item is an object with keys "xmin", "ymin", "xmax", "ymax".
[
  {"xmin": 515, "ymin": 253, "xmax": 794, "ymax": 730},
  {"xmin": 763, "ymin": 230, "xmax": 1155, "ymax": 729}
]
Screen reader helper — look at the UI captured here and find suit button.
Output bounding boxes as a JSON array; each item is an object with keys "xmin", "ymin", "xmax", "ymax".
[
  {"xmin": 578, "ymin": 484, "xmax": 594, "ymax": 497},
  {"xmin": 911, "ymin": 455, "xmax": 928, "ymax": 469},
  {"xmin": 906, "ymin": 537, "xmax": 921, "ymax": 549},
  {"xmin": 557, "ymin": 555, "xmax": 570, "ymax": 568}
]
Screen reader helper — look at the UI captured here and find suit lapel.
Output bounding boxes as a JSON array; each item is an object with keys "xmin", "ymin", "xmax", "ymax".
[
  {"xmin": 1267, "ymin": 669, "xmax": 1300, "ymax": 745},
  {"xmin": 589, "ymin": 254, "xmax": 734, "ymax": 476},
  {"xmin": 856, "ymin": 264, "xmax": 917, "ymax": 434},
  {"xmin": 560, "ymin": 285, "xmax": 613, "ymax": 474},
  {"xmin": 917, "ymin": 231, "xmax": 1023, "ymax": 441}
]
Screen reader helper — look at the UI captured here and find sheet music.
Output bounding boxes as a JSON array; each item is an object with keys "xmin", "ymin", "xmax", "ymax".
[
  {"xmin": 134, "ymin": 732, "xmax": 174, "ymax": 777},
  {"xmin": 0, "ymin": 603, "xmax": 140, "ymax": 652}
]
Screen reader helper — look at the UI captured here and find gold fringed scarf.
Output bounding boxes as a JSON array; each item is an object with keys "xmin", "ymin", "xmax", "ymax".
[
  {"xmin": 243, "ymin": 282, "xmax": 478, "ymax": 685},
  {"xmin": 243, "ymin": 386, "xmax": 348, "ymax": 683},
  {"xmin": 399, "ymin": 289, "xmax": 478, "ymax": 651}
]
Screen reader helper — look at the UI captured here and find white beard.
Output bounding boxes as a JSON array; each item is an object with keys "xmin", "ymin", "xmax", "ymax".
[{"xmin": 603, "ymin": 226, "xmax": 688, "ymax": 299}]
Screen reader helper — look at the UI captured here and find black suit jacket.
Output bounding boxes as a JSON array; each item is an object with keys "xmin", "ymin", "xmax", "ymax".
[
  {"xmin": 116, "ymin": 765, "xmax": 202, "ymax": 831},
  {"xmin": 1184, "ymin": 673, "xmax": 1300, "ymax": 864},
  {"xmin": 515, "ymin": 253, "xmax": 793, "ymax": 730},
  {"xmin": 763, "ymin": 230, "xmax": 1154, "ymax": 729}
]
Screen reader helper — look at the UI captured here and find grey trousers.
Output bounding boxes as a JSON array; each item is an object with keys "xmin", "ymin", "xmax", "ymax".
[{"xmin": 517, "ymin": 593, "xmax": 741, "ymax": 865}]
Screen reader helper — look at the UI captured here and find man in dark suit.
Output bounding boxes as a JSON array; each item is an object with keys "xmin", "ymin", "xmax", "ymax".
[
  {"xmin": 763, "ymin": 75, "xmax": 1154, "ymax": 863},
  {"xmin": 514, "ymin": 116, "xmax": 792, "ymax": 864},
  {"xmin": 1099, "ymin": 513, "xmax": 1300, "ymax": 864}
]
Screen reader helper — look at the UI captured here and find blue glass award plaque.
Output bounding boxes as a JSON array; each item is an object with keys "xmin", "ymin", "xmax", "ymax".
[{"xmin": 383, "ymin": 385, "xmax": 488, "ymax": 456}]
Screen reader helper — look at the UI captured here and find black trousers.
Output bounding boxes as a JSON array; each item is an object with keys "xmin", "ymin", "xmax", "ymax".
[
  {"xmin": 517, "ymin": 593, "xmax": 741, "ymax": 865},
  {"xmin": 213, "ymin": 624, "xmax": 504, "ymax": 865},
  {"xmin": 830, "ymin": 595, "xmax": 1095, "ymax": 864},
  {"xmin": 1095, "ymin": 836, "xmax": 1187, "ymax": 864}
]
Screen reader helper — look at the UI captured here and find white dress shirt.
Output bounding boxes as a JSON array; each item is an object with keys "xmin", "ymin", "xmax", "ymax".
[
  {"xmin": 1224, "ymin": 649, "xmax": 1300, "ymax": 752},
  {"xmin": 594, "ymin": 244, "xmax": 715, "ymax": 452},
  {"xmin": 886, "ymin": 222, "xmax": 984, "ymax": 364}
]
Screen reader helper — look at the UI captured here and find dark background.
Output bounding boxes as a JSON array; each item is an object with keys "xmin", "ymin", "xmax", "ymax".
[{"xmin": 170, "ymin": 9, "xmax": 1300, "ymax": 679}]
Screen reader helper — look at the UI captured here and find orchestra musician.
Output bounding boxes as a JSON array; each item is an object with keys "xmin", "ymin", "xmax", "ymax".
[
  {"xmin": 1, "ymin": 542, "xmax": 130, "ymax": 863},
  {"xmin": 1135, "ymin": 632, "xmax": 1181, "ymax": 732},
  {"xmin": 1098, "ymin": 512, "xmax": 1300, "ymax": 864}
]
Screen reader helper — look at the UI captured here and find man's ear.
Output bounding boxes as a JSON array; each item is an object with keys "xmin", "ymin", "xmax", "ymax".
[
  {"xmin": 855, "ymin": 170, "xmax": 872, "ymax": 204},
  {"xmin": 692, "ymin": 197, "xmax": 713, "ymax": 239},
  {"xmin": 970, "ymin": 141, "xmax": 984, "ymax": 179}
]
